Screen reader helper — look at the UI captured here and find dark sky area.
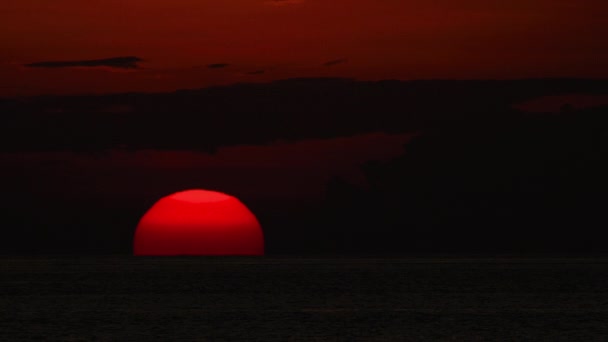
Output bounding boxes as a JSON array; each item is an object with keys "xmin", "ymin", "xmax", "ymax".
[{"xmin": 1, "ymin": 1, "xmax": 608, "ymax": 255}]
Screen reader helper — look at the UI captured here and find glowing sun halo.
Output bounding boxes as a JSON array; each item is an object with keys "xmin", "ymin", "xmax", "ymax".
[{"xmin": 134, "ymin": 189, "xmax": 264, "ymax": 256}]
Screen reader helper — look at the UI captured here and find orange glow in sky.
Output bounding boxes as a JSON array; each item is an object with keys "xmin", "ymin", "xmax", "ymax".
[{"xmin": 2, "ymin": 0, "xmax": 607, "ymax": 96}]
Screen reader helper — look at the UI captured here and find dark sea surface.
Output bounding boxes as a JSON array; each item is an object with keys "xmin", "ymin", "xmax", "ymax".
[{"xmin": 1, "ymin": 256, "xmax": 607, "ymax": 341}]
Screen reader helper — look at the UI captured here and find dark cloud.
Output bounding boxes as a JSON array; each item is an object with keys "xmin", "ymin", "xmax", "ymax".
[
  {"xmin": 24, "ymin": 56, "xmax": 143, "ymax": 69},
  {"xmin": 323, "ymin": 58, "xmax": 348, "ymax": 67},
  {"xmin": 207, "ymin": 63, "xmax": 230, "ymax": 69},
  {"xmin": 246, "ymin": 70, "xmax": 266, "ymax": 75}
]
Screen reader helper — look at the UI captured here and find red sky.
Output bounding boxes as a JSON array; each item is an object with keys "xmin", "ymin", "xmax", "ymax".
[
  {"xmin": 5, "ymin": 133, "xmax": 412, "ymax": 202},
  {"xmin": 2, "ymin": 0, "xmax": 608, "ymax": 96}
]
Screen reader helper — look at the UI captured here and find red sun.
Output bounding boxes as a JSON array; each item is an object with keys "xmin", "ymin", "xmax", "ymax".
[{"xmin": 133, "ymin": 189, "xmax": 264, "ymax": 256}]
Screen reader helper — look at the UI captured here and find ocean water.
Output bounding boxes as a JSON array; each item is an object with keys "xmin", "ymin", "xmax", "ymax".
[{"xmin": 1, "ymin": 256, "xmax": 607, "ymax": 341}]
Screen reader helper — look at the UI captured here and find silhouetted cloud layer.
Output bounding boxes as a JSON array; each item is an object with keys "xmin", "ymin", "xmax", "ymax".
[
  {"xmin": 207, "ymin": 63, "xmax": 230, "ymax": 69},
  {"xmin": 324, "ymin": 58, "xmax": 348, "ymax": 67},
  {"xmin": 25, "ymin": 56, "xmax": 143, "ymax": 69}
]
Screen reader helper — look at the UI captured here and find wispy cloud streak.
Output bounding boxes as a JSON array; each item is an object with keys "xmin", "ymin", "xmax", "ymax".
[
  {"xmin": 25, "ymin": 56, "xmax": 143, "ymax": 69},
  {"xmin": 323, "ymin": 58, "xmax": 348, "ymax": 67}
]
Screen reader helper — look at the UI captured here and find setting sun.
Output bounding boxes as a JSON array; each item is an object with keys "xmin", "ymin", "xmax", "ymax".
[{"xmin": 133, "ymin": 189, "xmax": 264, "ymax": 256}]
